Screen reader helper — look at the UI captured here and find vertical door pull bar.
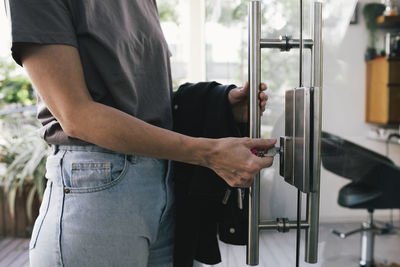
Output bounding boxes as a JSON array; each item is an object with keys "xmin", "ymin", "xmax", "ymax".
[
  {"xmin": 247, "ymin": 0, "xmax": 261, "ymax": 266},
  {"xmin": 305, "ymin": 1, "xmax": 323, "ymax": 263},
  {"xmin": 296, "ymin": 0, "xmax": 304, "ymax": 265}
]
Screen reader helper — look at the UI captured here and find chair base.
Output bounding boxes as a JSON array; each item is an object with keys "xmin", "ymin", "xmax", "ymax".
[{"xmin": 332, "ymin": 210, "xmax": 395, "ymax": 267}]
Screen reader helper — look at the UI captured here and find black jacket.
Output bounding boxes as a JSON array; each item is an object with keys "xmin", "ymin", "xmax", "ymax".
[{"xmin": 172, "ymin": 82, "xmax": 249, "ymax": 267}]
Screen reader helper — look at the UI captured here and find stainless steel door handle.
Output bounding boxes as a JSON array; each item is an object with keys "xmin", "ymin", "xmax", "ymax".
[{"xmin": 247, "ymin": 0, "xmax": 323, "ymax": 266}]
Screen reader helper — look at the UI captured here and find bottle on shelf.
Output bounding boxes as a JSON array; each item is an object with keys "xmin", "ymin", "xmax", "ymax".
[{"xmin": 382, "ymin": 0, "xmax": 398, "ymax": 16}]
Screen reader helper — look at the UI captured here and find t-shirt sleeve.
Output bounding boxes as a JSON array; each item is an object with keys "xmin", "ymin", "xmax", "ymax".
[{"xmin": 6, "ymin": 0, "xmax": 78, "ymax": 65}]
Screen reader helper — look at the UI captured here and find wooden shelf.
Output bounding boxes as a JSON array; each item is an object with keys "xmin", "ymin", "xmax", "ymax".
[
  {"xmin": 366, "ymin": 57, "xmax": 400, "ymax": 125},
  {"xmin": 377, "ymin": 15, "xmax": 400, "ymax": 30}
]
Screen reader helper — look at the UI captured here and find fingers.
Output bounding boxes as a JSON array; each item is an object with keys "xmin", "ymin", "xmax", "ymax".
[
  {"xmin": 241, "ymin": 82, "xmax": 267, "ymax": 98},
  {"xmin": 259, "ymin": 83, "xmax": 268, "ymax": 112},
  {"xmin": 259, "ymin": 91, "xmax": 268, "ymax": 112},
  {"xmin": 242, "ymin": 82, "xmax": 266, "ymax": 95},
  {"xmin": 242, "ymin": 82, "xmax": 267, "ymax": 91},
  {"xmin": 229, "ymin": 138, "xmax": 276, "ymax": 187},
  {"xmin": 246, "ymin": 138, "xmax": 277, "ymax": 150},
  {"xmin": 260, "ymin": 82, "xmax": 267, "ymax": 91},
  {"xmin": 255, "ymin": 155, "xmax": 275, "ymax": 169},
  {"xmin": 223, "ymin": 156, "xmax": 274, "ymax": 187},
  {"xmin": 211, "ymin": 137, "xmax": 276, "ymax": 188},
  {"xmin": 224, "ymin": 174, "xmax": 254, "ymax": 188}
]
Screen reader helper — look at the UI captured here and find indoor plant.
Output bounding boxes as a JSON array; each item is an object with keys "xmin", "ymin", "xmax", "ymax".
[
  {"xmin": 362, "ymin": 3, "xmax": 386, "ymax": 61},
  {"xmin": 0, "ymin": 121, "xmax": 50, "ymax": 224}
]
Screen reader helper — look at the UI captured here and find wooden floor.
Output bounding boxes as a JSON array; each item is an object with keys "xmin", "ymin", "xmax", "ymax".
[
  {"xmin": 1, "ymin": 222, "xmax": 399, "ymax": 267},
  {"xmin": 0, "ymin": 238, "xmax": 29, "ymax": 267}
]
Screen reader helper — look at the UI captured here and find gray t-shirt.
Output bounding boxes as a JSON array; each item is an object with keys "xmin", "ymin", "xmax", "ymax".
[{"xmin": 6, "ymin": 0, "xmax": 173, "ymax": 145}]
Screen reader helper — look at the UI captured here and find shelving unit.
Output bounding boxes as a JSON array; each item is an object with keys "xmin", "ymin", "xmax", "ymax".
[
  {"xmin": 377, "ymin": 15, "xmax": 400, "ymax": 29},
  {"xmin": 365, "ymin": 16, "xmax": 400, "ymax": 125},
  {"xmin": 366, "ymin": 57, "xmax": 400, "ymax": 125}
]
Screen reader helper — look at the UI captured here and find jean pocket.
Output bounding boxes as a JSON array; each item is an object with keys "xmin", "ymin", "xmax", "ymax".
[
  {"xmin": 71, "ymin": 162, "xmax": 112, "ymax": 188},
  {"xmin": 64, "ymin": 152, "xmax": 129, "ymax": 193},
  {"xmin": 29, "ymin": 181, "xmax": 52, "ymax": 249}
]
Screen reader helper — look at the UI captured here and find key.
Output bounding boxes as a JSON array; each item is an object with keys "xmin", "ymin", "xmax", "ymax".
[
  {"xmin": 222, "ymin": 188, "xmax": 232, "ymax": 205},
  {"xmin": 251, "ymin": 146, "xmax": 281, "ymax": 157},
  {"xmin": 237, "ymin": 188, "xmax": 243, "ymax": 210}
]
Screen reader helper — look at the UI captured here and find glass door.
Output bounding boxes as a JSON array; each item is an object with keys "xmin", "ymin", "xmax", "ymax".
[{"xmin": 162, "ymin": 0, "xmax": 359, "ymax": 266}]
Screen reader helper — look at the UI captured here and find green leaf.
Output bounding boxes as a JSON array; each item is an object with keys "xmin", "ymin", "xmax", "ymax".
[
  {"xmin": 362, "ymin": 3, "xmax": 386, "ymax": 48},
  {"xmin": 0, "ymin": 119, "xmax": 50, "ymax": 219}
]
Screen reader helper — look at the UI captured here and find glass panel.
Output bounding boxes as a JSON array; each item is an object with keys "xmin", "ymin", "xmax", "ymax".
[
  {"xmin": 260, "ymin": 0, "xmax": 312, "ymax": 233},
  {"xmin": 158, "ymin": 0, "xmax": 191, "ymax": 89},
  {"xmin": 204, "ymin": 0, "xmax": 247, "ymax": 85},
  {"xmin": 202, "ymin": 0, "xmax": 358, "ymax": 266}
]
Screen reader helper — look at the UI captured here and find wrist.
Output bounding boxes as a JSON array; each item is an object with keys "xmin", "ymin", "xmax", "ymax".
[{"xmin": 185, "ymin": 137, "xmax": 217, "ymax": 167}]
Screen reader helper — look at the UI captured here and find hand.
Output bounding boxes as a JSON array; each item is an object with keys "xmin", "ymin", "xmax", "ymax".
[
  {"xmin": 228, "ymin": 82, "xmax": 268, "ymax": 123},
  {"xmin": 205, "ymin": 137, "xmax": 276, "ymax": 187}
]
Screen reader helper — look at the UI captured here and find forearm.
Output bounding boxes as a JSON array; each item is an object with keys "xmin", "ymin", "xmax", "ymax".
[
  {"xmin": 19, "ymin": 44, "xmax": 214, "ymax": 167},
  {"xmin": 19, "ymin": 44, "xmax": 275, "ymax": 187},
  {"xmin": 65, "ymin": 100, "xmax": 214, "ymax": 166}
]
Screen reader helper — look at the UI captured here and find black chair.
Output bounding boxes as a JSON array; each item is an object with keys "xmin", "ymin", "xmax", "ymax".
[{"xmin": 321, "ymin": 131, "xmax": 400, "ymax": 267}]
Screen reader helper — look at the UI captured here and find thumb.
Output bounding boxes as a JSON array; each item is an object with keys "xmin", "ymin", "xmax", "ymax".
[
  {"xmin": 240, "ymin": 82, "xmax": 249, "ymax": 96},
  {"xmin": 232, "ymin": 83, "xmax": 248, "ymax": 99}
]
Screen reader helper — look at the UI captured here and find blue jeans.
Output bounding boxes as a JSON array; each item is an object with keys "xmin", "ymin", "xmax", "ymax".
[{"xmin": 29, "ymin": 145, "xmax": 175, "ymax": 267}]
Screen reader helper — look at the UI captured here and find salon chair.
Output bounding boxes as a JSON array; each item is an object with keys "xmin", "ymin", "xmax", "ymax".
[{"xmin": 321, "ymin": 131, "xmax": 400, "ymax": 267}]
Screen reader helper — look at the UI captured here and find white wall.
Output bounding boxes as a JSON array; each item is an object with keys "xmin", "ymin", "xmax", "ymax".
[{"xmin": 320, "ymin": 0, "xmax": 400, "ymax": 222}]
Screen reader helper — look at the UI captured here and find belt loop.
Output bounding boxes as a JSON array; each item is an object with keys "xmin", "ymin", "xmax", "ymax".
[
  {"xmin": 127, "ymin": 154, "xmax": 136, "ymax": 163},
  {"xmin": 52, "ymin": 145, "xmax": 59, "ymax": 155}
]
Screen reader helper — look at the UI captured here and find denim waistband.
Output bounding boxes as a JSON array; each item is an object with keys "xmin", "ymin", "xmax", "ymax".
[
  {"xmin": 54, "ymin": 145, "xmax": 120, "ymax": 154},
  {"xmin": 52, "ymin": 145, "xmax": 142, "ymax": 164}
]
